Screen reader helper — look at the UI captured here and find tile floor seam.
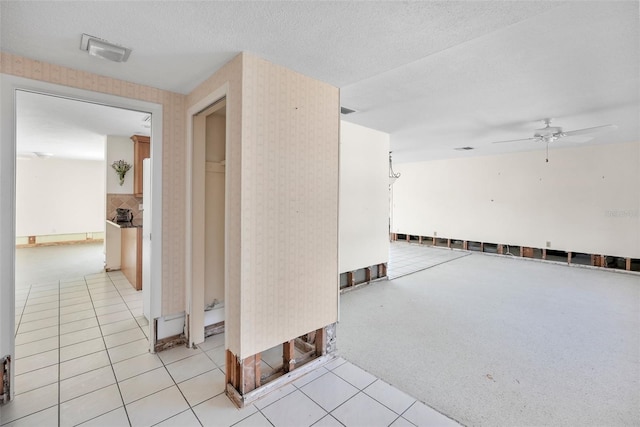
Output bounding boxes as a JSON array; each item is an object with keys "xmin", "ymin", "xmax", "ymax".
[
  {"xmin": 296, "ymin": 381, "xmax": 343, "ymax": 416},
  {"xmin": 57, "ymin": 279, "xmax": 62, "ymax": 426},
  {"xmin": 361, "ymin": 387, "xmax": 413, "ymax": 419},
  {"xmin": 251, "ymin": 406, "xmax": 277, "ymax": 427},
  {"xmin": 88, "ymin": 274, "xmax": 133, "ymax": 427},
  {"xmin": 13, "ymin": 284, "xmax": 32, "ymax": 337},
  {"xmin": 0, "ymin": 403, "xmax": 59, "ymax": 426}
]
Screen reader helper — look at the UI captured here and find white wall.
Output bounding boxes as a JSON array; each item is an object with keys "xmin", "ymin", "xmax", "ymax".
[
  {"xmin": 16, "ymin": 157, "xmax": 105, "ymax": 236},
  {"xmin": 106, "ymin": 135, "xmax": 134, "ymax": 194},
  {"xmin": 339, "ymin": 121, "xmax": 390, "ymax": 273},
  {"xmin": 392, "ymin": 141, "xmax": 640, "ymax": 258}
]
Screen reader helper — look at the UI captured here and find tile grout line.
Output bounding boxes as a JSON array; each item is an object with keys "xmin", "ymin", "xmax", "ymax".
[
  {"xmin": 13, "ymin": 283, "xmax": 31, "ymax": 339},
  {"xmin": 58, "ymin": 278, "xmax": 62, "ymax": 426},
  {"xmin": 87, "ymin": 273, "xmax": 133, "ymax": 427}
]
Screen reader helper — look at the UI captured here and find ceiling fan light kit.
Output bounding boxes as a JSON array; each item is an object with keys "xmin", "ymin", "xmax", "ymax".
[
  {"xmin": 491, "ymin": 118, "xmax": 617, "ymax": 145},
  {"xmin": 490, "ymin": 118, "xmax": 617, "ymax": 162}
]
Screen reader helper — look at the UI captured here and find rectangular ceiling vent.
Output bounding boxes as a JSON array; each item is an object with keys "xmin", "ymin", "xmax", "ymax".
[
  {"xmin": 454, "ymin": 146, "xmax": 475, "ymax": 151},
  {"xmin": 340, "ymin": 106, "xmax": 357, "ymax": 115}
]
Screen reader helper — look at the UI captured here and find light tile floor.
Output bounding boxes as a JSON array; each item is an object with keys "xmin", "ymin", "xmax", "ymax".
[
  {"xmin": 388, "ymin": 241, "xmax": 469, "ymax": 279},
  {"xmin": 5, "ymin": 248, "xmax": 459, "ymax": 426}
]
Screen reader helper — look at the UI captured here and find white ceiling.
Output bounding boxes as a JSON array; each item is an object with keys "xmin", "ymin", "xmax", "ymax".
[
  {"xmin": 1, "ymin": 1, "xmax": 638, "ymax": 162},
  {"xmin": 16, "ymin": 91, "xmax": 150, "ymax": 161}
]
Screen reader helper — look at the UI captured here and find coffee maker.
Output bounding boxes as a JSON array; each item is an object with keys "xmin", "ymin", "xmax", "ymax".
[{"xmin": 115, "ymin": 208, "xmax": 133, "ymax": 223}]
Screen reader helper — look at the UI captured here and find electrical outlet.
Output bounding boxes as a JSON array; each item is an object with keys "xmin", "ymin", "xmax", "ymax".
[{"xmin": 546, "ymin": 241, "xmax": 551, "ymax": 248}]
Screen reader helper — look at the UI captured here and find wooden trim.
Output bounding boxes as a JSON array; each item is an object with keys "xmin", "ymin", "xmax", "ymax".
[
  {"xmin": 542, "ymin": 248, "xmax": 547, "ymax": 260},
  {"xmin": 418, "ymin": 236, "xmax": 422, "ymax": 244},
  {"xmin": 283, "ymin": 340, "xmax": 296, "ymax": 373},
  {"xmin": 242, "ymin": 355, "xmax": 259, "ymax": 393},
  {"xmin": 226, "ymin": 350, "xmax": 261, "ymax": 395},
  {"xmin": 567, "ymin": 251, "xmax": 572, "ymax": 264},
  {"xmin": 480, "ymin": 242, "xmax": 485, "ymax": 252},
  {"xmin": 447, "ymin": 238, "xmax": 451, "ymax": 248},
  {"xmin": 463, "ymin": 241, "xmax": 468, "ymax": 250},
  {"xmin": 626, "ymin": 258, "xmax": 631, "ymax": 271},
  {"xmin": 227, "ymin": 354, "xmax": 335, "ymax": 408},
  {"xmin": 131, "ymin": 134, "xmax": 150, "ymax": 197},
  {"xmin": 254, "ymin": 353, "xmax": 262, "ymax": 388},
  {"xmin": 497, "ymin": 244, "xmax": 504, "ymax": 255},
  {"xmin": 315, "ymin": 327, "xmax": 326, "ymax": 356},
  {"xmin": 406, "ymin": 234, "xmax": 410, "ymax": 242},
  {"xmin": 364, "ymin": 267, "xmax": 372, "ymax": 282},
  {"xmin": 378, "ymin": 263, "xmax": 387, "ymax": 277},
  {"xmin": 346, "ymin": 271, "xmax": 355, "ymax": 287},
  {"xmin": 230, "ymin": 350, "xmax": 239, "ymax": 389},
  {"xmin": 600, "ymin": 255, "xmax": 606, "ymax": 268}
]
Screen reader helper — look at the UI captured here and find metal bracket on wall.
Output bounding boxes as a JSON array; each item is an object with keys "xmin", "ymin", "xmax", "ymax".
[{"xmin": 1, "ymin": 355, "xmax": 11, "ymax": 404}]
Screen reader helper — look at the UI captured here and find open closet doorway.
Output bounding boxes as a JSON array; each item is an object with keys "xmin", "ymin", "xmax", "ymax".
[{"xmin": 188, "ymin": 97, "xmax": 227, "ymax": 347}]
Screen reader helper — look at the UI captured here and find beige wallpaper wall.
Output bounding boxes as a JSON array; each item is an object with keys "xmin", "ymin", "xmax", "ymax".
[
  {"xmin": 187, "ymin": 53, "xmax": 339, "ymax": 358},
  {"xmin": 1, "ymin": 52, "xmax": 187, "ymax": 315},
  {"xmin": 239, "ymin": 55, "xmax": 339, "ymax": 357},
  {"xmin": 187, "ymin": 54, "xmax": 244, "ymax": 354}
]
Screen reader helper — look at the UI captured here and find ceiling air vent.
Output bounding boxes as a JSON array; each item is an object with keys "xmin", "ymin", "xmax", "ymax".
[
  {"xmin": 454, "ymin": 146, "xmax": 475, "ymax": 151},
  {"xmin": 340, "ymin": 106, "xmax": 357, "ymax": 115}
]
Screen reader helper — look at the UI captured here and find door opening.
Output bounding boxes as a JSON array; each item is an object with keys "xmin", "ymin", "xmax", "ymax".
[
  {"xmin": 0, "ymin": 75, "xmax": 164, "ymax": 402},
  {"xmin": 202, "ymin": 100, "xmax": 226, "ymax": 339}
]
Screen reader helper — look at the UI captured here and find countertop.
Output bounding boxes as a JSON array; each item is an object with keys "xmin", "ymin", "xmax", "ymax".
[{"xmin": 106, "ymin": 219, "xmax": 143, "ymax": 229}]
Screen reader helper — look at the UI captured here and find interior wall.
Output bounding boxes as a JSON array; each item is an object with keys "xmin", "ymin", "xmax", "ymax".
[
  {"xmin": 16, "ymin": 157, "xmax": 105, "ymax": 237},
  {"xmin": 105, "ymin": 135, "xmax": 134, "ymax": 194},
  {"xmin": 392, "ymin": 141, "xmax": 640, "ymax": 258},
  {"xmin": 239, "ymin": 54, "xmax": 339, "ymax": 357},
  {"xmin": 187, "ymin": 54, "xmax": 243, "ymax": 353},
  {"xmin": 187, "ymin": 53, "xmax": 340, "ymax": 358},
  {"xmin": 339, "ymin": 121, "xmax": 390, "ymax": 273},
  {"xmin": 1, "ymin": 52, "xmax": 187, "ymax": 316}
]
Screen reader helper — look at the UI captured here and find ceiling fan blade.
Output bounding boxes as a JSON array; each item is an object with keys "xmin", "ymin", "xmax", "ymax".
[
  {"xmin": 562, "ymin": 124, "xmax": 617, "ymax": 137},
  {"xmin": 491, "ymin": 137, "xmax": 538, "ymax": 144}
]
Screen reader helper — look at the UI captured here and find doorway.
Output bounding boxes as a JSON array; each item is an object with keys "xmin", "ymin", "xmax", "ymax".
[
  {"xmin": 0, "ymin": 75, "xmax": 164, "ymax": 402},
  {"xmin": 187, "ymin": 97, "xmax": 227, "ymax": 347}
]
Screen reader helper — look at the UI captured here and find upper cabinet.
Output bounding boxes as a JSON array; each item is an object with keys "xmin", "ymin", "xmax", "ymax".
[{"xmin": 131, "ymin": 135, "xmax": 150, "ymax": 197}]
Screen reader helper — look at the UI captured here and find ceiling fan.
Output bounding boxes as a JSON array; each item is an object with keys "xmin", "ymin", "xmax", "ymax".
[{"xmin": 491, "ymin": 118, "xmax": 617, "ymax": 161}]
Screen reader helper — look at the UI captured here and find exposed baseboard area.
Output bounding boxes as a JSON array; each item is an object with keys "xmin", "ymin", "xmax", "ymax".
[
  {"xmin": 339, "ymin": 263, "xmax": 388, "ymax": 292},
  {"xmin": 392, "ymin": 233, "xmax": 640, "ymax": 273},
  {"xmin": 16, "ymin": 232, "xmax": 104, "ymax": 248}
]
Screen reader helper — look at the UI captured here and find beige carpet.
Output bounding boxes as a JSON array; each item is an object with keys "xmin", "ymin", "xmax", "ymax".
[{"xmin": 337, "ymin": 249, "xmax": 640, "ymax": 426}]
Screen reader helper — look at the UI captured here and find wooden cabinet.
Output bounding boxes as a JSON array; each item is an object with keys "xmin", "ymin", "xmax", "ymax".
[
  {"xmin": 121, "ymin": 227, "xmax": 142, "ymax": 290},
  {"xmin": 131, "ymin": 135, "xmax": 150, "ymax": 197}
]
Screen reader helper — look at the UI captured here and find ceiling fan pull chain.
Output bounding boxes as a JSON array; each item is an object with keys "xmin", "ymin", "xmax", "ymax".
[{"xmin": 546, "ymin": 141, "xmax": 549, "ymax": 163}]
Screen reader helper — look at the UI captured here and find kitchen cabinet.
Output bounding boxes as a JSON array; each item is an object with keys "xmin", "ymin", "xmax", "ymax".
[
  {"xmin": 121, "ymin": 227, "xmax": 143, "ymax": 290},
  {"xmin": 131, "ymin": 134, "xmax": 150, "ymax": 197}
]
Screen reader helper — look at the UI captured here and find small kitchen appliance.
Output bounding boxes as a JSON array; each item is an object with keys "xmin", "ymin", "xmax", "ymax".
[{"xmin": 115, "ymin": 208, "xmax": 133, "ymax": 222}]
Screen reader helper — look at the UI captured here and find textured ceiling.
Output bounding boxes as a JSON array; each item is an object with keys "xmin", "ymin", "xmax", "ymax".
[
  {"xmin": 1, "ymin": 1, "xmax": 638, "ymax": 162},
  {"xmin": 16, "ymin": 91, "xmax": 149, "ymax": 161}
]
